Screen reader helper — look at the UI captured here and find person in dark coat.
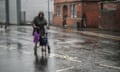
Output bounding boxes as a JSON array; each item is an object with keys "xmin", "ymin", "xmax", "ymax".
[
  {"xmin": 62, "ymin": 18, "xmax": 66, "ymax": 28},
  {"xmin": 32, "ymin": 12, "xmax": 50, "ymax": 55},
  {"xmin": 76, "ymin": 19, "xmax": 81, "ymax": 31},
  {"xmin": 81, "ymin": 13, "xmax": 87, "ymax": 31}
]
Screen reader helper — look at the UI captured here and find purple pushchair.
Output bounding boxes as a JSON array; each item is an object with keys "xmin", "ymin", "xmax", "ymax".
[
  {"xmin": 34, "ymin": 29, "xmax": 40, "ymax": 44},
  {"xmin": 34, "ymin": 28, "xmax": 50, "ymax": 53}
]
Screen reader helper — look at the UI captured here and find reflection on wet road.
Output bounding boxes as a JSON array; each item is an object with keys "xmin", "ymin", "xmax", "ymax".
[{"xmin": 0, "ymin": 26, "xmax": 120, "ymax": 72}]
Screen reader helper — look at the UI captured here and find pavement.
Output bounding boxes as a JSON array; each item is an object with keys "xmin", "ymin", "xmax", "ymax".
[
  {"xmin": 0, "ymin": 25, "xmax": 120, "ymax": 72},
  {"xmin": 53, "ymin": 26, "xmax": 120, "ymax": 41},
  {"xmin": 73, "ymin": 30, "xmax": 120, "ymax": 41},
  {"xmin": 1, "ymin": 25, "xmax": 120, "ymax": 40}
]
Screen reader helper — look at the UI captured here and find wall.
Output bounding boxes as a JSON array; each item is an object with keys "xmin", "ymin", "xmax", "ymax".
[
  {"xmin": 99, "ymin": 10, "xmax": 116, "ymax": 30},
  {"xmin": 83, "ymin": 2, "xmax": 99, "ymax": 28},
  {"xmin": 54, "ymin": 1, "xmax": 99, "ymax": 28},
  {"xmin": 0, "ymin": 0, "xmax": 6, "ymax": 23},
  {"xmin": 99, "ymin": 2, "xmax": 120, "ymax": 31},
  {"xmin": 116, "ymin": 3, "xmax": 120, "ymax": 31},
  {"xmin": 54, "ymin": 0, "xmax": 79, "ymax": 3},
  {"xmin": 9, "ymin": 0, "xmax": 17, "ymax": 24},
  {"xmin": 54, "ymin": 1, "xmax": 82, "ymax": 27}
]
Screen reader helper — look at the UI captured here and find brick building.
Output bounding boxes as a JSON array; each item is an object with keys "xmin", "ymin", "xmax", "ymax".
[
  {"xmin": 53, "ymin": 0, "xmax": 100, "ymax": 28},
  {"xmin": 116, "ymin": 2, "xmax": 120, "ymax": 31},
  {"xmin": 99, "ymin": 1, "xmax": 120, "ymax": 31}
]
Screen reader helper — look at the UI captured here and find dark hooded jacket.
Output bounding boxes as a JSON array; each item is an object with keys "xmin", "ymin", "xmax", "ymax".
[{"xmin": 32, "ymin": 15, "xmax": 47, "ymax": 36}]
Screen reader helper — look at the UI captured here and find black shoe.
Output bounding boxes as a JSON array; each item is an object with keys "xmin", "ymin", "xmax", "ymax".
[
  {"xmin": 34, "ymin": 51, "xmax": 37, "ymax": 56},
  {"xmin": 48, "ymin": 45, "xmax": 50, "ymax": 53}
]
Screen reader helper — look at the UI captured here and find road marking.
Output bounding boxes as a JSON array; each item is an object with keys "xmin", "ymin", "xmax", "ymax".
[
  {"xmin": 50, "ymin": 53, "xmax": 82, "ymax": 63},
  {"xmin": 56, "ymin": 66, "xmax": 74, "ymax": 72},
  {"xmin": 22, "ymin": 51, "xmax": 32, "ymax": 55},
  {"xmin": 0, "ymin": 28, "xmax": 5, "ymax": 31},
  {"xmin": 53, "ymin": 26, "xmax": 120, "ymax": 41},
  {"xmin": 96, "ymin": 63, "xmax": 120, "ymax": 70}
]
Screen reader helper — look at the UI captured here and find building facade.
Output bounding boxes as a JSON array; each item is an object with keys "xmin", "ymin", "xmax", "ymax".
[
  {"xmin": 99, "ymin": 1, "xmax": 120, "ymax": 31},
  {"xmin": 53, "ymin": 0, "xmax": 99, "ymax": 28},
  {"xmin": 116, "ymin": 2, "xmax": 120, "ymax": 31},
  {"xmin": 0, "ymin": 0, "xmax": 21, "ymax": 25}
]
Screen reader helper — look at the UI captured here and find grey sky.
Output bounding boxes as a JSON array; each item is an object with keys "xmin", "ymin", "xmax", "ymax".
[{"xmin": 21, "ymin": 0, "xmax": 54, "ymax": 22}]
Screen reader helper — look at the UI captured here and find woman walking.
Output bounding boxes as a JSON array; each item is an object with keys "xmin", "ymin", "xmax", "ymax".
[{"xmin": 32, "ymin": 12, "xmax": 49, "ymax": 55}]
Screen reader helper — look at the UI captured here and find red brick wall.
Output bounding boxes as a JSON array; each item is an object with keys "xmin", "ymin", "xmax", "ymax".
[
  {"xmin": 83, "ymin": 2, "xmax": 99, "ymax": 28},
  {"xmin": 53, "ymin": 16, "xmax": 62, "ymax": 26},
  {"xmin": 66, "ymin": 18, "xmax": 77, "ymax": 26},
  {"xmin": 100, "ymin": 10, "xmax": 116, "ymax": 30},
  {"xmin": 54, "ymin": 5, "xmax": 56, "ymax": 16},
  {"xmin": 116, "ymin": 3, "xmax": 120, "ymax": 31},
  {"xmin": 54, "ymin": 0, "xmax": 99, "ymax": 28},
  {"xmin": 53, "ymin": 4, "xmax": 63, "ymax": 26},
  {"xmin": 103, "ymin": 3, "xmax": 117, "ymax": 9},
  {"xmin": 54, "ymin": 0, "xmax": 79, "ymax": 3},
  {"xmin": 77, "ymin": 3, "xmax": 82, "ymax": 17},
  {"xmin": 54, "ymin": 3, "xmax": 82, "ymax": 27},
  {"xmin": 66, "ymin": 3, "xmax": 82, "ymax": 27},
  {"xmin": 99, "ymin": 2, "xmax": 120, "ymax": 31}
]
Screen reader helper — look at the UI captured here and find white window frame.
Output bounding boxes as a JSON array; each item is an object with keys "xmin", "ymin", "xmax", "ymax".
[
  {"xmin": 70, "ymin": 4, "xmax": 76, "ymax": 18},
  {"xmin": 56, "ymin": 6, "xmax": 60, "ymax": 16}
]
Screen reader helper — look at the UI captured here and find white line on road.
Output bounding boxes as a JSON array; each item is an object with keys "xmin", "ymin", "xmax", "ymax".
[
  {"xmin": 56, "ymin": 66, "xmax": 74, "ymax": 72},
  {"xmin": 96, "ymin": 63, "xmax": 120, "ymax": 70},
  {"xmin": 22, "ymin": 51, "xmax": 32, "ymax": 55},
  {"xmin": 50, "ymin": 53, "xmax": 82, "ymax": 63}
]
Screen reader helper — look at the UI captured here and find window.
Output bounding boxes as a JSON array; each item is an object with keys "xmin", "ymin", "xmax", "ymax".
[
  {"xmin": 56, "ymin": 6, "xmax": 60, "ymax": 16},
  {"xmin": 70, "ymin": 4, "xmax": 76, "ymax": 18}
]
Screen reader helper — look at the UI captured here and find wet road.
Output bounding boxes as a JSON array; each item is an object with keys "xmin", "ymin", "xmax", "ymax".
[{"xmin": 0, "ymin": 26, "xmax": 120, "ymax": 72}]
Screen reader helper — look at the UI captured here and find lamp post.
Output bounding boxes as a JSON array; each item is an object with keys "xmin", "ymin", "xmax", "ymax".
[
  {"xmin": 48, "ymin": 0, "xmax": 50, "ymax": 25},
  {"xmin": 5, "ymin": 0, "xmax": 9, "ymax": 29},
  {"xmin": 100, "ymin": 0, "xmax": 103, "ymax": 10},
  {"xmin": 17, "ymin": 0, "xmax": 21, "ymax": 25}
]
